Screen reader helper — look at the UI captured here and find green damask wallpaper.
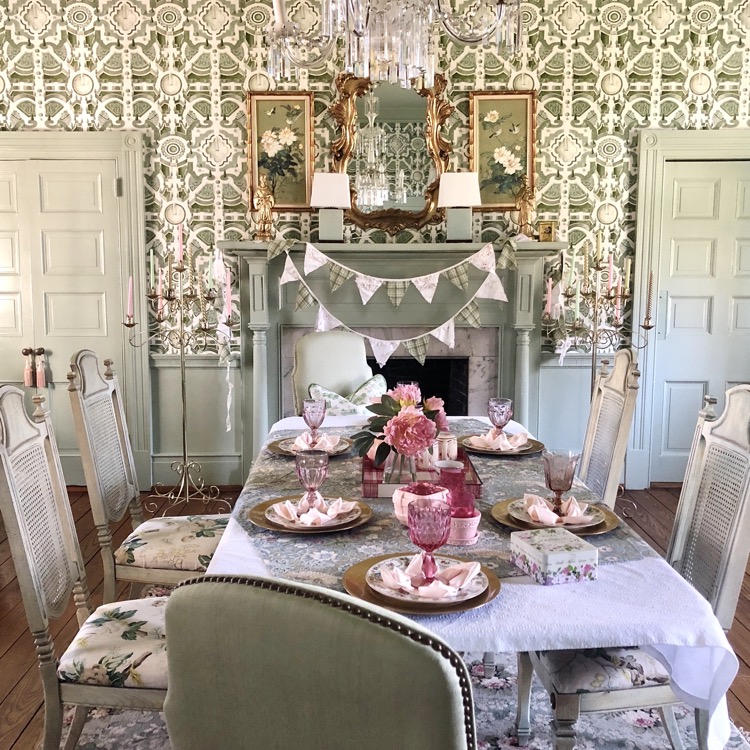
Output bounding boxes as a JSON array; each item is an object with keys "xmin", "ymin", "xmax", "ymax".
[{"xmin": 0, "ymin": 0, "xmax": 748, "ymax": 323}]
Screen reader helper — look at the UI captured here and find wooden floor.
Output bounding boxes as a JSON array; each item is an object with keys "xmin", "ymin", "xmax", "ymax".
[{"xmin": 0, "ymin": 487, "xmax": 748, "ymax": 748}]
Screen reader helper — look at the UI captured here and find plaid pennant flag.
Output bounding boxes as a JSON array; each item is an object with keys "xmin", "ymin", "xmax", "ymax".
[
  {"xmin": 404, "ymin": 335, "xmax": 430, "ymax": 365},
  {"xmin": 266, "ymin": 237, "xmax": 294, "ymax": 260},
  {"xmin": 496, "ymin": 238, "xmax": 518, "ymax": 270},
  {"xmin": 294, "ymin": 285, "xmax": 315, "ymax": 311},
  {"xmin": 457, "ymin": 301, "xmax": 481, "ymax": 328},
  {"xmin": 445, "ymin": 262, "xmax": 469, "ymax": 290},
  {"xmin": 385, "ymin": 279, "xmax": 410, "ymax": 307},
  {"xmin": 329, "ymin": 264, "xmax": 353, "ymax": 292}
]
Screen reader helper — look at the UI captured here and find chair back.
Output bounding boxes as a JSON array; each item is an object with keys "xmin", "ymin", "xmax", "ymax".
[
  {"xmin": 667, "ymin": 385, "xmax": 750, "ymax": 629},
  {"xmin": 164, "ymin": 576, "xmax": 476, "ymax": 750},
  {"xmin": 291, "ymin": 330, "xmax": 373, "ymax": 415},
  {"xmin": 577, "ymin": 349, "xmax": 640, "ymax": 508},
  {"xmin": 68, "ymin": 349, "xmax": 139, "ymax": 525},
  {"xmin": 0, "ymin": 386, "xmax": 89, "ymax": 636}
]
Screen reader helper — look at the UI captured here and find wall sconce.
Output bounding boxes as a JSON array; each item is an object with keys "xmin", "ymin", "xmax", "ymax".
[
  {"xmin": 310, "ymin": 173, "xmax": 351, "ymax": 242},
  {"xmin": 438, "ymin": 172, "xmax": 481, "ymax": 241}
]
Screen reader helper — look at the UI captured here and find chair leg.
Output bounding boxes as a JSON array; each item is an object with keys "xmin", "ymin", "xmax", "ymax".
[
  {"xmin": 550, "ymin": 693, "xmax": 580, "ymax": 750},
  {"xmin": 62, "ymin": 705, "xmax": 88, "ymax": 750},
  {"xmin": 128, "ymin": 581, "xmax": 146, "ymax": 599},
  {"xmin": 482, "ymin": 651, "xmax": 496, "ymax": 677},
  {"xmin": 515, "ymin": 652, "xmax": 533, "ymax": 746},
  {"xmin": 659, "ymin": 706, "xmax": 685, "ymax": 750},
  {"xmin": 695, "ymin": 707, "xmax": 709, "ymax": 750},
  {"xmin": 40, "ymin": 693, "xmax": 63, "ymax": 750}
]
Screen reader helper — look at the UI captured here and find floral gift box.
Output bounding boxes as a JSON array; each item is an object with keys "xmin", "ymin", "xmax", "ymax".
[{"xmin": 509, "ymin": 527, "xmax": 598, "ymax": 585}]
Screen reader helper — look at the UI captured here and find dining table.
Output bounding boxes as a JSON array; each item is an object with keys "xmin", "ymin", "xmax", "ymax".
[{"xmin": 207, "ymin": 414, "xmax": 738, "ymax": 750}]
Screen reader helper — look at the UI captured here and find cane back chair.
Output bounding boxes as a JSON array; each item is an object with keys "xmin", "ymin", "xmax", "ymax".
[
  {"xmin": 164, "ymin": 575, "xmax": 477, "ymax": 750},
  {"xmin": 68, "ymin": 349, "xmax": 228, "ymax": 602},
  {"xmin": 516, "ymin": 386, "xmax": 750, "ymax": 750},
  {"xmin": 0, "ymin": 386, "xmax": 167, "ymax": 750}
]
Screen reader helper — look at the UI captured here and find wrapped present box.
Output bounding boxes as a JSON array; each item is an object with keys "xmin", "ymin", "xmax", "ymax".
[{"xmin": 510, "ymin": 527, "xmax": 598, "ymax": 585}]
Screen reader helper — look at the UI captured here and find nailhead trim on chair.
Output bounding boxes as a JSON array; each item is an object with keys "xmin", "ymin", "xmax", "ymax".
[{"xmin": 176, "ymin": 575, "xmax": 476, "ymax": 749}]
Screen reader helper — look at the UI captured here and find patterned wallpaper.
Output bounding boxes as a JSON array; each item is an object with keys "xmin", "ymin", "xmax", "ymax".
[{"xmin": 1, "ymin": 0, "xmax": 749, "ymax": 323}]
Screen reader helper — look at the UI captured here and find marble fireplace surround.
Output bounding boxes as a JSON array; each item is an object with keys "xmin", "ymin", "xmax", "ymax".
[{"xmin": 221, "ymin": 241, "xmax": 562, "ymax": 472}]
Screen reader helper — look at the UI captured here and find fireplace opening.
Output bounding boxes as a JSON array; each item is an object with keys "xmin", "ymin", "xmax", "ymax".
[{"xmin": 366, "ymin": 357, "xmax": 469, "ymax": 416}]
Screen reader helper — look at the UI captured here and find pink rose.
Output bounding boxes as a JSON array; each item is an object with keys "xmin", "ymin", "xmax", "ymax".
[
  {"xmin": 424, "ymin": 396, "xmax": 449, "ymax": 432},
  {"xmin": 383, "ymin": 406, "xmax": 437, "ymax": 457},
  {"xmin": 388, "ymin": 384, "xmax": 422, "ymax": 408}
]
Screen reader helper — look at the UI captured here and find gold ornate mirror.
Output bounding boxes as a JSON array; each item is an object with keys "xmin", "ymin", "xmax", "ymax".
[{"xmin": 329, "ymin": 73, "xmax": 454, "ymax": 235}]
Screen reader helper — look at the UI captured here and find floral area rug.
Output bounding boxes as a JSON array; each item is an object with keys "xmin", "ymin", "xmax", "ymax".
[{"xmin": 72, "ymin": 651, "xmax": 750, "ymax": 749}]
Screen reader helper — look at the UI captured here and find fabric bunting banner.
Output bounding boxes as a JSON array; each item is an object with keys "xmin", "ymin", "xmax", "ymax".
[
  {"xmin": 469, "ymin": 243, "xmax": 497, "ymax": 273},
  {"xmin": 496, "ymin": 238, "xmax": 517, "ymax": 270},
  {"xmin": 385, "ymin": 279, "xmax": 410, "ymax": 307},
  {"xmin": 457, "ymin": 300, "xmax": 481, "ymax": 328},
  {"xmin": 444, "ymin": 262, "xmax": 469, "ymax": 291},
  {"xmin": 355, "ymin": 274, "xmax": 382, "ymax": 304},
  {"xmin": 475, "ymin": 272, "xmax": 508, "ymax": 302},
  {"xmin": 266, "ymin": 237, "xmax": 294, "ymax": 260},
  {"xmin": 295, "ymin": 286, "xmax": 315, "ymax": 310},
  {"xmin": 412, "ymin": 272, "xmax": 440, "ymax": 303},
  {"xmin": 431, "ymin": 319, "xmax": 455, "ymax": 349},
  {"xmin": 368, "ymin": 337, "xmax": 401, "ymax": 367},
  {"xmin": 304, "ymin": 243, "xmax": 329, "ymax": 274},
  {"xmin": 329, "ymin": 264, "xmax": 353, "ymax": 292},
  {"xmin": 404, "ymin": 335, "xmax": 431, "ymax": 366},
  {"xmin": 279, "ymin": 255, "xmax": 301, "ymax": 285},
  {"xmin": 316, "ymin": 306, "xmax": 342, "ymax": 332}
]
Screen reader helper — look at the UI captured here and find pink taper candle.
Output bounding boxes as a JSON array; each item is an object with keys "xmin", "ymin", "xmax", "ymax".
[
  {"xmin": 127, "ymin": 275, "xmax": 134, "ymax": 319},
  {"xmin": 545, "ymin": 277, "xmax": 552, "ymax": 316},
  {"xmin": 177, "ymin": 224, "xmax": 184, "ymax": 264}
]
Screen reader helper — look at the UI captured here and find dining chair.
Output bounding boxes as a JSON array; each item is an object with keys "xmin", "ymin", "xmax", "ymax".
[
  {"xmin": 515, "ymin": 385, "xmax": 750, "ymax": 750},
  {"xmin": 164, "ymin": 575, "xmax": 477, "ymax": 750},
  {"xmin": 68, "ymin": 349, "xmax": 228, "ymax": 603},
  {"xmin": 0, "ymin": 386, "xmax": 167, "ymax": 750},
  {"xmin": 577, "ymin": 348, "xmax": 640, "ymax": 509},
  {"xmin": 291, "ymin": 330, "xmax": 377, "ymax": 415}
]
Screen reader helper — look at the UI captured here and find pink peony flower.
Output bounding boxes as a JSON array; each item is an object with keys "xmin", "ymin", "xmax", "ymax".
[
  {"xmin": 388, "ymin": 384, "xmax": 422, "ymax": 407},
  {"xmin": 424, "ymin": 396, "xmax": 449, "ymax": 432},
  {"xmin": 383, "ymin": 406, "xmax": 437, "ymax": 457}
]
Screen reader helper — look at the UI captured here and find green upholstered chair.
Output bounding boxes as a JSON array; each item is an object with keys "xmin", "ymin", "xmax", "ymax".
[{"xmin": 164, "ymin": 575, "xmax": 477, "ymax": 750}]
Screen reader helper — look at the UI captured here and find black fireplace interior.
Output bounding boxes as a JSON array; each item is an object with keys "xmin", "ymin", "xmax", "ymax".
[{"xmin": 366, "ymin": 357, "xmax": 469, "ymax": 415}]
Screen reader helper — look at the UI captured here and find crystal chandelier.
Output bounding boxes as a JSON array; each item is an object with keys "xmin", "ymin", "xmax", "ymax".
[
  {"xmin": 268, "ymin": 0, "xmax": 522, "ymax": 88},
  {"xmin": 353, "ymin": 91, "xmax": 389, "ymax": 208}
]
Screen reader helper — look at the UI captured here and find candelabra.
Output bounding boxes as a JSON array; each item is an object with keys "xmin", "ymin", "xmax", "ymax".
[
  {"xmin": 542, "ymin": 235, "xmax": 654, "ymax": 394},
  {"xmin": 124, "ymin": 235, "xmax": 232, "ymax": 514}
]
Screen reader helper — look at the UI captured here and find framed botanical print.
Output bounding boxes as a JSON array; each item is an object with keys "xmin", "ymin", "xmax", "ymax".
[
  {"xmin": 247, "ymin": 91, "xmax": 315, "ymax": 209},
  {"xmin": 469, "ymin": 90, "xmax": 536, "ymax": 210}
]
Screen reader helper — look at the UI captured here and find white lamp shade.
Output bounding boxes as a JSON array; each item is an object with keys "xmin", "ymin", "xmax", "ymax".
[
  {"xmin": 310, "ymin": 173, "xmax": 351, "ymax": 209},
  {"xmin": 437, "ymin": 172, "xmax": 482, "ymax": 208}
]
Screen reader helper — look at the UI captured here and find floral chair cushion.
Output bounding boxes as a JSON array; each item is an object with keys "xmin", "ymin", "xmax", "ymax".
[
  {"xmin": 114, "ymin": 514, "xmax": 228, "ymax": 572},
  {"xmin": 58, "ymin": 597, "xmax": 168, "ymax": 688},
  {"xmin": 308, "ymin": 374, "xmax": 387, "ymax": 416},
  {"xmin": 539, "ymin": 647, "xmax": 671, "ymax": 693}
]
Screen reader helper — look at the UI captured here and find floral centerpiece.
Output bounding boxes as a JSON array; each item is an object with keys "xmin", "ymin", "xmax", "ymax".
[{"xmin": 352, "ymin": 384, "xmax": 449, "ymax": 482}]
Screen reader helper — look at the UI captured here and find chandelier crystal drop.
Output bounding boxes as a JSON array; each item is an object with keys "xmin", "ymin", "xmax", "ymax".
[{"xmin": 268, "ymin": 0, "xmax": 522, "ymax": 88}]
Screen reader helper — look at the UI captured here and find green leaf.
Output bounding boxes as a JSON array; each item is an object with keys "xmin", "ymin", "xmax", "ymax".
[
  {"xmin": 374, "ymin": 442, "xmax": 392, "ymax": 466},
  {"xmin": 366, "ymin": 402, "xmax": 395, "ymax": 417}
]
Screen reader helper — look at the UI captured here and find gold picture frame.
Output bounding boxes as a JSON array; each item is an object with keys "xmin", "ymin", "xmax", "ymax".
[
  {"xmin": 247, "ymin": 91, "xmax": 315, "ymax": 209},
  {"xmin": 469, "ymin": 90, "xmax": 536, "ymax": 210},
  {"xmin": 537, "ymin": 220, "xmax": 558, "ymax": 242}
]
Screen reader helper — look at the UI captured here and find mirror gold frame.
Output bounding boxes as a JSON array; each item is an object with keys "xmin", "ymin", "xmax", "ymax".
[{"xmin": 329, "ymin": 73, "xmax": 454, "ymax": 235}]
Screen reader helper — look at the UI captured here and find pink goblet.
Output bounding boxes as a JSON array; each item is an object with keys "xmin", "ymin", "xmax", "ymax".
[
  {"xmin": 295, "ymin": 449, "xmax": 329, "ymax": 509},
  {"xmin": 542, "ymin": 449, "xmax": 581, "ymax": 514},
  {"xmin": 488, "ymin": 397, "xmax": 513, "ymax": 432},
  {"xmin": 302, "ymin": 398, "xmax": 326, "ymax": 442},
  {"xmin": 407, "ymin": 497, "xmax": 451, "ymax": 585}
]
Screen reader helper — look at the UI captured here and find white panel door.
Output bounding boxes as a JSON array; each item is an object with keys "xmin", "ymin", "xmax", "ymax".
[
  {"xmin": 0, "ymin": 159, "xmax": 125, "ymax": 483},
  {"xmin": 649, "ymin": 161, "xmax": 750, "ymax": 482}
]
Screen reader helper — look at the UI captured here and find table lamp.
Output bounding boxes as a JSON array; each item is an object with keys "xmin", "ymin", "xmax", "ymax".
[
  {"xmin": 310, "ymin": 172, "xmax": 351, "ymax": 241},
  {"xmin": 437, "ymin": 172, "xmax": 481, "ymax": 241}
]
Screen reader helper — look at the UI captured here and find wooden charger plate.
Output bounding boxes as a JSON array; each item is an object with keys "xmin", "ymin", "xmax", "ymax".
[
  {"xmin": 489, "ymin": 498, "xmax": 620, "ymax": 536},
  {"xmin": 266, "ymin": 436, "xmax": 353, "ymax": 457},
  {"xmin": 247, "ymin": 496, "xmax": 372, "ymax": 534},
  {"xmin": 343, "ymin": 552, "xmax": 501, "ymax": 616},
  {"xmin": 459, "ymin": 436, "xmax": 545, "ymax": 457}
]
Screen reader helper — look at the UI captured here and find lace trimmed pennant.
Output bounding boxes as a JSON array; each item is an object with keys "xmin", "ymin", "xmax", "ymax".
[
  {"xmin": 431, "ymin": 319, "xmax": 455, "ymax": 348},
  {"xmin": 412, "ymin": 273, "xmax": 440, "ymax": 303},
  {"xmin": 316, "ymin": 306, "xmax": 342, "ymax": 332},
  {"xmin": 404, "ymin": 335, "xmax": 430, "ymax": 365},
  {"xmin": 355, "ymin": 274, "xmax": 383, "ymax": 304},
  {"xmin": 329, "ymin": 264, "xmax": 354, "ymax": 292},
  {"xmin": 475, "ymin": 272, "xmax": 508, "ymax": 302},
  {"xmin": 457, "ymin": 301, "xmax": 481, "ymax": 328},
  {"xmin": 369, "ymin": 337, "xmax": 401, "ymax": 367},
  {"xmin": 295, "ymin": 285, "xmax": 315, "ymax": 311},
  {"xmin": 385, "ymin": 279, "xmax": 410, "ymax": 307},
  {"xmin": 280, "ymin": 255, "xmax": 301, "ymax": 285},
  {"xmin": 304, "ymin": 244, "xmax": 329, "ymax": 274},
  {"xmin": 469, "ymin": 243, "xmax": 496, "ymax": 272},
  {"xmin": 445, "ymin": 262, "xmax": 469, "ymax": 290}
]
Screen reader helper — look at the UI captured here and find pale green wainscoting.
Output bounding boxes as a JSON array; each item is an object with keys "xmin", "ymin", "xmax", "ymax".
[{"xmin": 149, "ymin": 353, "xmax": 244, "ymax": 487}]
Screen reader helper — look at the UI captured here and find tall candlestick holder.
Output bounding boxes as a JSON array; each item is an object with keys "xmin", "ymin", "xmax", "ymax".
[
  {"xmin": 542, "ymin": 240, "xmax": 654, "ymax": 395},
  {"xmin": 124, "ymin": 246, "xmax": 232, "ymax": 514}
]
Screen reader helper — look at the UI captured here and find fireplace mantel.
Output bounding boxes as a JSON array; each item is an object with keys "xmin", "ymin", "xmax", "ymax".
[{"xmin": 221, "ymin": 240, "xmax": 563, "ymax": 473}]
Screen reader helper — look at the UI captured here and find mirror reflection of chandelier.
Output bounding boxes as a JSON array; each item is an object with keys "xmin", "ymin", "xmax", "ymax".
[{"xmin": 268, "ymin": 0, "xmax": 522, "ymax": 87}]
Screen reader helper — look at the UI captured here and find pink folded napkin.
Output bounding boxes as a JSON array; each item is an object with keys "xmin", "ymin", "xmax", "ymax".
[
  {"xmin": 523, "ymin": 493, "xmax": 594, "ymax": 526},
  {"xmin": 378, "ymin": 553, "xmax": 482, "ymax": 599},
  {"xmin": 271, "ymin": 495, "xmax": 358, "ymax": 526},
  {"xmin": 292, "ymin": 432, "xmax": 341, "ymax": 452},
  {"xmin": 468, "ymin": 429, "xmax": 529, "ymax": 452}
]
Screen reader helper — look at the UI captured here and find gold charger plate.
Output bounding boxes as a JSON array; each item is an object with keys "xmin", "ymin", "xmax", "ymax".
[
  {"xmin": 489, "ymin": 498, "xmax": 620, "ymax": 536},
  {"xmin": 459, "ymin": 436, "xmax": 545, "ymax": 457},
  {"xmin": 247, "ymin": 496, "xmax": 372, "ymax": 534},
  {"xmin": 343, "ymin": 553, "xmax": 501, "ymax": 616},
  {"xmin": 266, "ymin": 436, "xmax": 353, "ymax": 457}
]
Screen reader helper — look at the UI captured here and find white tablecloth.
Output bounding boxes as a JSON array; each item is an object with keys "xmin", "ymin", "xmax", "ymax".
[{"xmin": 208, "ymin": 416, "xmax": 737, "ymax": 750}]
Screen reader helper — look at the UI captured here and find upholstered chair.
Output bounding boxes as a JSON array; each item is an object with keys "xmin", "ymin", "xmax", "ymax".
[
  {"xmin": 164, "ymin": 575, "xmax": 477, "ymax": 750},
  {"xmin": 577, "ymin": 348, "xmax": 640, "ymax": 509},
  {"xmin": 515, "ymin": 386, "xmax": 750, "ymax": 750},
  {"xmin": 0, "ymin": 386, "xmax": 167, "ymax": 750},
  {"xmin": 68, "ymin": 349, "xmax": 228, "ymax": 602},
  {"xmin": 291, "ymin": 330, "xmax": 379, "ymax": 415}
]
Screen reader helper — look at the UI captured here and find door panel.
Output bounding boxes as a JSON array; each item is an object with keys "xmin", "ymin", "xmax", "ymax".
[{"xmin": 650, "ymin": 161, "xmax": 750, "ymax": 482}]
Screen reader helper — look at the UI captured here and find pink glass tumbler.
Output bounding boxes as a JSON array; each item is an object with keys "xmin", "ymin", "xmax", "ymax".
[
  {"xmin": 407, "ymin": 497, "xmax": 451, "ymax": 584},
  {"xmin": 438, "ymin": 462, "xmax": 475, "ymax": 518}
]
